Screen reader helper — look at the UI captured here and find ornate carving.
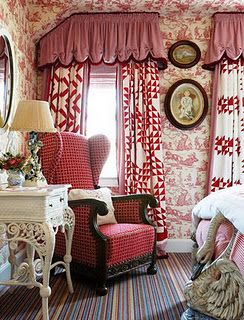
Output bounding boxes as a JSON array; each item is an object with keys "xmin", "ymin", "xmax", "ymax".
[
  {"xmin": 0, "ymin": 222, "xmax": 48, "ymax": 255},
  {"xmin": 64, "ymin": 207, "xmax": 75, "ymax": 229},
  {"xmin": 184, "ymin": 258, "xmax": 244, "ymax": 320},
  {"xmin": 108, "ymin": 254, "xmax": 152, "ymax": 276},
  {"xmin": 185, "ymin": 213, "xmax": 244, "ymax": 320}
]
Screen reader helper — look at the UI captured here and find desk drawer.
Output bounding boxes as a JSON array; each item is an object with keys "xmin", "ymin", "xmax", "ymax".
[{"xmin": 47, "ymin": 192, "xmax": 67, "ymax": 210}]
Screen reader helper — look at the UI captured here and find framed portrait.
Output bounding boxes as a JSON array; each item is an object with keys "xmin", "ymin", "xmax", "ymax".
[
  {"xmin": 164, "ymin": 79, "xmax": 208, "ymax": 130},
  {"xmin": 168, "ymin": 40, "xmax": 201, "ymax": 68}
]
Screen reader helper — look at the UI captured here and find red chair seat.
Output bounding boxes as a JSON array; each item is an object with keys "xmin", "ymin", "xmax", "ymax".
[{"xmin": 100, "ymin": 223, "xmax": 155, "ymax": 266}]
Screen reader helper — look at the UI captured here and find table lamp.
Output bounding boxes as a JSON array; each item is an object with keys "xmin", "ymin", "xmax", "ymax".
[{"xmin": 10, "ymin": 100, "xmax": 57, "ymax": 187}]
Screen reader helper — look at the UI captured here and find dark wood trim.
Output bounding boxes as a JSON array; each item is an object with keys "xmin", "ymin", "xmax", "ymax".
[
  {"xmin": 164, "ymin": 79, "xmax": 208, "ymax": 130},
  {"xmin": 168, "ymin": 40, "xmax": 201, "ymax": 69}
]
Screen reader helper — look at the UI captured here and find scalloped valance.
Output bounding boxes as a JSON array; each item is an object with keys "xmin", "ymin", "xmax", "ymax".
[
  {"xmin": 203, "ymin": 13, "xmax": 244, "ymax": 70},
  {"xmin": 38, "ymin": 13, "xmax": 167, "ymax": 68}
]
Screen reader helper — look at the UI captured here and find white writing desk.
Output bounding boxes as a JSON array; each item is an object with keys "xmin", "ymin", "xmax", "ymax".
[{"xmin": 0, "ymin": 184, "xmax": 75, "ymax": 320}]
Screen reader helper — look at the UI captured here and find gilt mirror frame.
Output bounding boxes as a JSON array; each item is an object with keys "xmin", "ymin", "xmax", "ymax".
[{"xmin": 0, "ymin": 25, "xmax": 15, "ymax": 134}]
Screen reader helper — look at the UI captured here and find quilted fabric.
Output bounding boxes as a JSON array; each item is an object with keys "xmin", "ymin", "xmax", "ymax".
[
  {"xmin": 54, "ymin": 132, "xmax": 94, "ymax": 189},
  {"xmin": 120, "ymin": 60, "xmax": 167, "ymax": 252},
  {"xmin": 88, "ymin": 135, "xmax": 110, "ymax": 187},
  {"xmin": 39, "ymin": 132, "xmax": 63, "ymax": 184},
  {"xmin": 99, "ymin": 223, "xmax": 155, "ymax": 266},
  {"xmin": 55, "ymin": 206, "xmax": 98, "ymax": 267}
]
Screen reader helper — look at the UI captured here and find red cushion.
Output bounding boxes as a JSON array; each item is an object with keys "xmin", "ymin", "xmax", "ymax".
[{"xmin": 99, "ymin": 223, "xmax": 155, "ymax": 266}]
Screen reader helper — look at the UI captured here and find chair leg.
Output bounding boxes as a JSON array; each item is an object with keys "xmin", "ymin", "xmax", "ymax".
[
  {"xmin": 147, "ymin": 263, "xmax": 157, "ymax": 275},
  {"xmin": 96, "ymin": 270, "xmax": 108, "ymax": 296},
  {"xmin": 96, "ymin": 284, "xmax": 108, "ymax": 296}
]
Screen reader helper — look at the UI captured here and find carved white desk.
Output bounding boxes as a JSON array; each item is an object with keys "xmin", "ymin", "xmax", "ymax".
[{"xmin": 0, "ymin": 184, "xmax": 75, "ymax": 320}]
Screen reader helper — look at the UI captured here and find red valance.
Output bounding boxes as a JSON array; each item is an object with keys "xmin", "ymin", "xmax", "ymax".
[
  {"xmin": 38, "ymin": 13, "xmax": 167, "ymax": 68},
  {"xmin": 203, "ymin": 13, "xmax": 244, "ymax": 70}
]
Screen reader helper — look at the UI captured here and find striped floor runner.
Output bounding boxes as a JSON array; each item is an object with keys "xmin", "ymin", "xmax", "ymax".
[{"xmin": 0, "ymin": 253, "xmax": 191, "ymax": 320}]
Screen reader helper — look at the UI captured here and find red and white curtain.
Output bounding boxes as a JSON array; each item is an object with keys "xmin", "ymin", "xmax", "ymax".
[
  {"xmin": 208, "ymin": 57, "xmax": 244, "ymax": 192},
  {"xmin": 47, "ymin": 61, "xmax": 89, "ymax": 133},
  {"xmin": 118, "ymin": 59, "xmax": 168, "ymax": 256}
]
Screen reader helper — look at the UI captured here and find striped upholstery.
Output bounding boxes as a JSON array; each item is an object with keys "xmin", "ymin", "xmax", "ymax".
[
  {"xmin": 196, "ymin": 219, "xmax": 233, "ymax": 259},
  {"xmin": 230, "ymin": 233, "xmax": 244, "ymax": 277},
  {"xmin": 40, "ymin": 132, "xmax": 156, "ymax": 290},
  {"xmin": 196, "ymin": 219, "xmax": 244, "ymax": 276}
]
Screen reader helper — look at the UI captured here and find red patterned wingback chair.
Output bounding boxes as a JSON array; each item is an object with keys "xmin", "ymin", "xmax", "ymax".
[{"xmin": 39, "ymin": 132, "xmax": 158, "ymax": 295}]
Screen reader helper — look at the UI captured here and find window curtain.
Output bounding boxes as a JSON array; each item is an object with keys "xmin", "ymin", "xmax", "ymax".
[
  {"xmin": 38, "ymin": 13, "xmax": 167, "ymax": 68},
  {"xmin": 46, "ymin": 61, "xmax": 89, "ymax": 133},
  {"xmin": 38, "ymin": 13, "xmax": 167, "ymax": 134},
  {"xmin": 204, "ymin": 13, "xmax": 244, "ymax": 192},
  {"xmin": 117, "ymin": 59, "xmax": 168, "ymax": 257}
]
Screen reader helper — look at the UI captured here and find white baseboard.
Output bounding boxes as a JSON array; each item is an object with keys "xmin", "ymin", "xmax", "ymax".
[
  {"xmin": 0, "ymin": 248, "xmax": 26, "ymax": 286},
  {"xmin": 166, "ymin": 239, "xmax": 194, "ymax": 253}
]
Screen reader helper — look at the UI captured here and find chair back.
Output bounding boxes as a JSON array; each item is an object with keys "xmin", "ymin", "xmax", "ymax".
[{"xmin": 40, "ymin": 132, "xmax": 110, "ymax": 189}]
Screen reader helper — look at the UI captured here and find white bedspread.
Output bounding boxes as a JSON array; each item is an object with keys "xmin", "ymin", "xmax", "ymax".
[{"xmin": 192, "ymin": 185, "xmax": 244, "ymax": 234}]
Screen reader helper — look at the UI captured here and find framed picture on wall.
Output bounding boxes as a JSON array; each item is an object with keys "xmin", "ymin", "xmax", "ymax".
[
  {"xmin": 168, "ymin": 40, "xmax": 201, "ymax": 68},
  {"xmin": 164, "ymin": 79, "xmax": 208, "ymax": 130}
]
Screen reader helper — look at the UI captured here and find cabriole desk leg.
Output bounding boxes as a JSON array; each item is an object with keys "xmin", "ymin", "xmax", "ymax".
[
  {"xmin": 63, "ymin": 208, "xmax": 75, "ymax": 293},
  {"xmin": 39, "ymin": 222, "xmax": 55, "ymax": 320}
]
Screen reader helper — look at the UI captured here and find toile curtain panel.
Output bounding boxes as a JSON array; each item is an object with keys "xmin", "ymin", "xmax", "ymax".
[
  {"xmin": 208, "ymin": 57, "xmax": 244, "ymax": 192},
  {"xmin": 118, "ymin": 59, "xmax": 168, "ymax": 257},
  {"xmin": 47, "ymin": 61, "xmax": 89, "ymax": 133}
]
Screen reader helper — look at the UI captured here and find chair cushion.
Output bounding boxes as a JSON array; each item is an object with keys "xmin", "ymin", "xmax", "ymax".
[
  {"xmin": 99, "ymin": 223, "xmax": 155, "ymax": 266},
  {"xmin": 68, "ymin": 187, "xmax": 117, "ymax": 226}
]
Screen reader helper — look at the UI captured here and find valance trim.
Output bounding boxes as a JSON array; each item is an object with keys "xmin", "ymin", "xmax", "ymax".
[
  {"xmin": 38, "ymin": 12, "xmax": 167, "ymax": 68},
  {"xmin": 204, "ymin": 13, "xmax": 244, "ymax": 70}
]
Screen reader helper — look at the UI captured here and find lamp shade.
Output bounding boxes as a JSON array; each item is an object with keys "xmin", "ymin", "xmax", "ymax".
[{"xmin": 10, "ymin": 100, "xmax": 56, "ymax": 132}]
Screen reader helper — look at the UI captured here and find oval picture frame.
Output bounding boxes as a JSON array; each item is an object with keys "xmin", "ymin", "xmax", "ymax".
[
  {"xmin": 168, "ymin": 40, "xmax": 201, "ymax": 68},
  {"xmin": 164, "ymin": 79, "xmax": 208, "ymax": 130}
]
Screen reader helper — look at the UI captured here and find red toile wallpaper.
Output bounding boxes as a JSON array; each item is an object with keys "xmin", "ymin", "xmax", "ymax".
[{"xmin": 2, "ymin": 1, "xmax": 241, "ymax": 269}]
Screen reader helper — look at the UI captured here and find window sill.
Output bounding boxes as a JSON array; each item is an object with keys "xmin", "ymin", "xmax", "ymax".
[{"xmin": 99, "ymin": 177, "xmax": 118, "ymax": 187}]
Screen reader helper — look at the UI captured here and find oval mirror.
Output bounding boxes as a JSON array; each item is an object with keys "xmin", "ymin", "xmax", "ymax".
[{"xmin": 0, "ymin": 26, "xmax": 14, "ymax": 132}]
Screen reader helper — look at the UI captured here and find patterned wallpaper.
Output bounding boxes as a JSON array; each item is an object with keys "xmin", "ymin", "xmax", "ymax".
[
  {"xmin": 0, "ymin": 0, "xmax": 37, "ymax": 153},
  {"xmin": 160, "ymin": 16, "xmax": 212, "ymax": 239},
  {"xmin": 28, "ymin": 3, "xmax": 213, "ymax": 240},
  {"xmin": 0, "ymin": 1, "xmax": 218, "ymax": 262},
  {"xmin": 0, "ymin": 0, "xmax": 37, "ymax": 269}
]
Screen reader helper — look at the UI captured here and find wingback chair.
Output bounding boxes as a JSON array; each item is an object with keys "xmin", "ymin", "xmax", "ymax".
[{"xmin": 39, "ymin": 132, "xmax": 158, "ymax": 295}]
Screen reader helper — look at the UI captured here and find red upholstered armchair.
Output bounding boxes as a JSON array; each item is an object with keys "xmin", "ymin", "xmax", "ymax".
[{"xmin": 39, "ymin": 132, "xmax": 158, "ymax": 295}]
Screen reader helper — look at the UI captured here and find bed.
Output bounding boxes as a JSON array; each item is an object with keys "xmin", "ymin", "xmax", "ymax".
[{"xmin": 182, "ymin": 185, "xmax": 244, "ymax": 320}]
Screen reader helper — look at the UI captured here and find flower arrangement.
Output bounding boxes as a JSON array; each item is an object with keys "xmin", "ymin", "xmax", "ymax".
[{"xmin": 0, "ymin": 152, "xmax": 29, "ymax": 173}]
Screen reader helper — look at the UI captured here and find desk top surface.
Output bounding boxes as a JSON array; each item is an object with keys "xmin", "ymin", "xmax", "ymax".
[{"xmin": 0, "ymin": 184, "xmax": 71, "ymax": 197}]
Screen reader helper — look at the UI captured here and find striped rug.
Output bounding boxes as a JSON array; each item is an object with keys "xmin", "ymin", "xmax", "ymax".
[{"xmin": 0, "ymin": 253, "xmax": 191, "ymax": 320}]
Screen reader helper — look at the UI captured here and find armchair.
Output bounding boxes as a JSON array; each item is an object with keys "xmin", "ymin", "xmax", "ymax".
[{"xmin": 39, "ymin": 132, "xmax": 158, "ymax": 295}]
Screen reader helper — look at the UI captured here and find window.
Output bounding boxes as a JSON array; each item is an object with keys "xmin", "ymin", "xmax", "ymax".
[{"xmin": 86, "ymin": 64, "xmax": 118, "ymax": 185}]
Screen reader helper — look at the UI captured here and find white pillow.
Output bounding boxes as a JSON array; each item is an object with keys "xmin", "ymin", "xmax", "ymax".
[{"xmin": 68, "ymin": 187, "xmax": 117, "ymax": 226}]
